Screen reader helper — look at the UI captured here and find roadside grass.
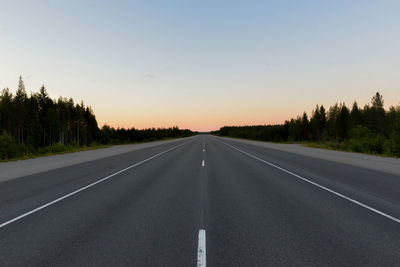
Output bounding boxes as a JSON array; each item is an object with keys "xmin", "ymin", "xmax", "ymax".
[
  {"xmin": 302, "ymin": 141, "xmax": 399, "ymax": 158},
  {"xmin": 0, "ymin": 136, "xmax": 190, "ymax": 163},
  {"xmin": 215, "ymin": 135, "xmax": 400, "ymax": 158},
  {"xmin": 0, "ymin": 144, "xmax": 110, "ymax": 162},
  {"xmin": 216, "ymin": 135, "xmax": 297, "ymax": 144}
]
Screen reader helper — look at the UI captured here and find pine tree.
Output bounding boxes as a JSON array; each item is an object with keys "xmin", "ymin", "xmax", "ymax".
[
  {"xmin": 310, "ymin": 105, "xmax": 320, "ymax": 140},
  {"xmin": 337, "ymin": 103, "xmax": 350, "ymax": 140},
  {"xmin": 317, "ymin": 105, "xmax": 326, "ymax": 139},
  {"xmin": 301, "ymin": 112, "xmax": 309, "ymax": 140},
  {"xmin": 372, "ymin": 92, "xmax": 384, "ymax": 110},
  {"xmin": 370, "ymin": 92, "xmax": 385, "ymax": 135},
  {"xmin": 15, "ymin": 76, "xmax": 28, "ymax": 143},
  {"xmin": 38, "ymin": 85, "xmax": 51, "ymax": 146},
  {"xmin": 0, "ymin": 88, "xmax": 14, "ymax": 135},
  {"xmin": 327, "ymin": 103, "xmax": 340, "ymax": 139},
  {"xmin": 350, "ymin": 101, "xmax": 361, "ymax": 128}
]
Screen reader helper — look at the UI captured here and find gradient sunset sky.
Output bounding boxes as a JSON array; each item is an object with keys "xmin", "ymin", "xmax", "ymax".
[{"xmin": 1, "ymin": 0, "xmax": 399, "ymax": 131}]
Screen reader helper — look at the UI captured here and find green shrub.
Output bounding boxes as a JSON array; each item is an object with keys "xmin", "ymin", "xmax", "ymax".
[
  {"xmin": 349, "ymin": 126, "xmax": 372, "ymax": 140},
  {"xmin": 0, "ymin": 133, "xmax": 27, "ymax": 159},
  {"xmin": 348, "ymin": 126, "xmax": 384, "ymax": 154},
  {"xmin": 349, "ymin": 139, "xmax": 363, "ymax": 152},
  {"xmin": 368, "ymin": 135, "xmax": 385, "ymax": 154},
  {"xmin": 37, "ymin": 143, "xmax": 72, "ymax": 154},
  {"xmin": 69, "ymin": 140, "xmax": 79, "ymax": 147},
  {"xmin": 384, "ymin": 134, "xmax": 400, "ymax": 157},
  {"xmin": 89, "ymin": 141, "xmax": 100, "ymax": 146}
]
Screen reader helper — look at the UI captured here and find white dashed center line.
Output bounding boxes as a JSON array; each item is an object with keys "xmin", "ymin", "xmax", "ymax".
[{"xmin": 197, "ymin": 229, "xmax": 206, "ymax": 267}]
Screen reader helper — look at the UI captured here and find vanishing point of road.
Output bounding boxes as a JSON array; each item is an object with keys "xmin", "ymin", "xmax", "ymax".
[{"xmin": 1, "ymin": 135, "xmax": 400, "ymax": 266}]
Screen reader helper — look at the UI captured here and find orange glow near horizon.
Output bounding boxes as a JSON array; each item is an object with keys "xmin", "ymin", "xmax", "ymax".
[
  {"xmin": 1, "ymin": 1, "xmax": 400, "ymax": 134},
  {"xmin": 94, "ymin": 102, "xmax": 298, "ymax": 132},
  {"xmin": 94, "ymin": 88, "xmax": 400, "ymax": 133}
]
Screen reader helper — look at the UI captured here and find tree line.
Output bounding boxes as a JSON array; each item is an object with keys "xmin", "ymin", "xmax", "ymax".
[
  {"xmin": 0, "ymin": 77, "xmax": 195, "ymax": 159},
  {"xmin": 215, "ymin": 92, "xmax": 400, "ymax": 157}
]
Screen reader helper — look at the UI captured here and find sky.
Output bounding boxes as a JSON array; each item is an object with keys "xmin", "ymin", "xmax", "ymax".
[{"xmin": 0, "ymin": 0, "xmax": 399, "ymax": 132}]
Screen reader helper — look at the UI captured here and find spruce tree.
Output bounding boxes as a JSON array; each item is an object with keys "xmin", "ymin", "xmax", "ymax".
[{"xmin": 15, "ymin": 76, "xmax": 28, "ymax": 143}]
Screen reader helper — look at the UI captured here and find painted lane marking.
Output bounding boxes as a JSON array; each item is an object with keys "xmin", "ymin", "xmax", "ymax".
[
  {"xmin": 197, "ymin": 229, "xmax": 206, "ymax": 267},
  {"xmin": 0, "ymin": 142, "xmax": 188, "ymax": 229},
  {"xmin": 203, "ymin": 149, "xmax": 205, "ymax": 152},
  {"xmin": 221, "ymin": 141, "xmax": 400, "ymax": 224},
  {"xmin": 202, "ymin": 160, "xmax": 205, "ymax": 167}
]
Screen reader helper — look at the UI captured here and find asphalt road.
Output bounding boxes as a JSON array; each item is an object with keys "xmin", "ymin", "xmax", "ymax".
[{"xmin": 1, "ymin": 135, "xmax": 400, "ymax": 266}]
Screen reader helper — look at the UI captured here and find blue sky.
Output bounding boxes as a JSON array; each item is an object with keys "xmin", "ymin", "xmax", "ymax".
[{"xmin": 1, "ymin": 0, "xmax": 399, "ymax": 131}]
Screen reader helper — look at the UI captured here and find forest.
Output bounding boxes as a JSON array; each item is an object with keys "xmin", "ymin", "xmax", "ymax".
[
  {"xmin": 215, "ymin": 92, "xmax": 400, "ymax": 157},
  {"xmin": 0, "ymin": 77, "xmax": 195, "ymax": 160}
]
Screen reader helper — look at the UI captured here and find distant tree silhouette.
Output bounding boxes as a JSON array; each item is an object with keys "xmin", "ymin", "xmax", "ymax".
[
  {"xmin": 214, "ymin": 92, "xmax": 400, "ymax": 157},
  {"xmin": 370, "ymin": 92, "xmax": 386, "ymax": 134},
  {"xmin": 0, "ymin": 77, "xmax": 195, "ymax": 159}
]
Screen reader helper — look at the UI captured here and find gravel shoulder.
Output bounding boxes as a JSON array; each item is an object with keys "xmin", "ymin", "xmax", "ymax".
[
  {"xmin": 0, "ymin": 137, "xmax": 194, "ymax": 182},
  {"xmin": 218, "ymin": 136, "xmax": 400, "ymax": 176}
]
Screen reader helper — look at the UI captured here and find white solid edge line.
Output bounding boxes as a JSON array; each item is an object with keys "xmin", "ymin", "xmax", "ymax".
[
  {"xmin": 0, "ymin": 142, "xmax": 188, "ymax": 229},
  {"xmin": 197, "ymin": 229, "xmax": 206, "ymax": 267},
  {"xmin": 221, "ymin": 141, "xmax": 400, "ymax": 224}
]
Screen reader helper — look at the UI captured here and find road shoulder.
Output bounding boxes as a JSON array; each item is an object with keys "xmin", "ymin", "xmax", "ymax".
[
  {"xmin": 216, "ymin": 136, "xmax": 400, "ymax": 176},
  {"xmin": 0, "ymin": 137, "xmax": 195, "ymax": 182}
]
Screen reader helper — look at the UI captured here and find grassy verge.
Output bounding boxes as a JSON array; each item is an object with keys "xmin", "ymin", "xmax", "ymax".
[
  {"xmin": 0, "ymin": 144, "xmax": 111, "ymax": 162},
  {"xmin": 214, "ymin": 135, "xmax": 296, "ymax": 144},
  {"xmin": 302, "ymin": 142, "xmax": 399, "ymax": 158},
  {"xmin": 215, "ymin": 135, "xmax": 400, "ymax": 158},
  {"xmin": 0, "ymin": 136, "xmax": 193, "ymax": 162}
]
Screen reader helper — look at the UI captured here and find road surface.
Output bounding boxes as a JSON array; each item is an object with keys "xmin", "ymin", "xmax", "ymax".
[{"xmin": 0, "ymin": 135, "xmax": 400, "ymax": 266}]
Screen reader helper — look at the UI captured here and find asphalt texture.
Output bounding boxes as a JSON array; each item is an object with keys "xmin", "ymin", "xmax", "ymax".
[{"xmin": 0, "ymin": 135, "xmax": 400, "ymax": 266}]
